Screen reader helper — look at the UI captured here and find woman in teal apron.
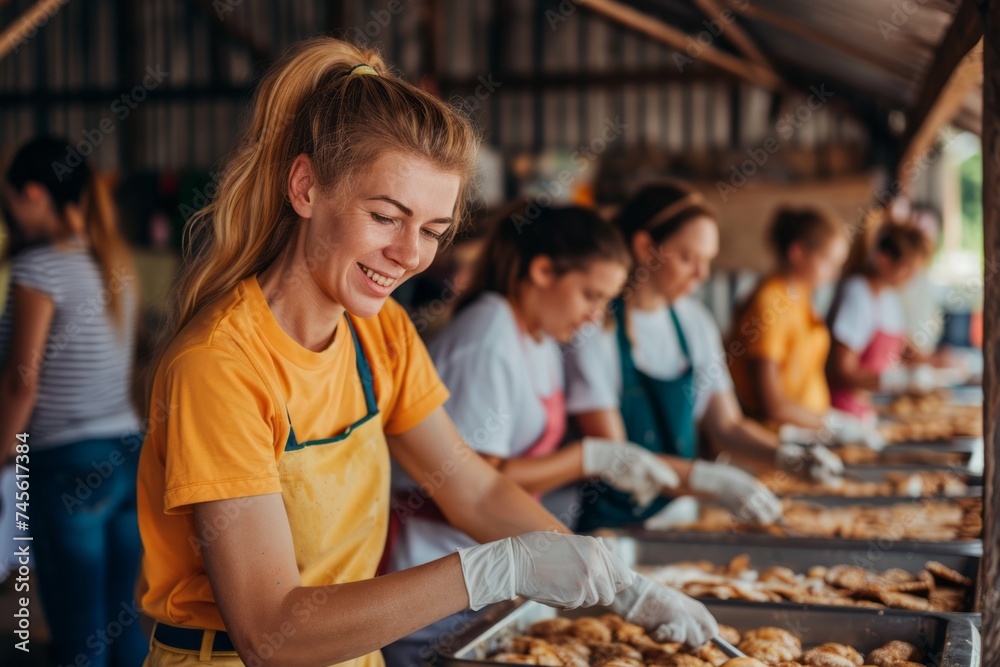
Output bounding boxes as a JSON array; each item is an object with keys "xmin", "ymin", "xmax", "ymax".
[{"xmin": 568, "ymin": 182, "xmax": 843, "ymax": 533}]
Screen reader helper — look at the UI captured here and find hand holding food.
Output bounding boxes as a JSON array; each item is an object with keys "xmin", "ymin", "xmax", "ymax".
[
  {"xmin": 582, "ymin": 438, "xmax": 682, "ymax": 507},
  {"xmin": 607, "ymin": 573, "xmax": 719, "ymax": 648},
  {"xmin": 688, "ymin": 460, "xmax": 783, "ymax": 526}
]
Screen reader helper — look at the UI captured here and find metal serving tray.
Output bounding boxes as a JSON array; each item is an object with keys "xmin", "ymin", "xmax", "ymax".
[
  {"xmin": 601, "ymin": 527, "xmax": 984, "ymax": 558},
  {"xmin": 596, "ymin": 531, "xmax": 980, "ymax": 614},
  {"xmin": 436, "ymin": 599, "xmax": 980, "ymax": 667},
  {"xmin": 843, "ymin": 464, "xmax": 983, "ymax": 486}
]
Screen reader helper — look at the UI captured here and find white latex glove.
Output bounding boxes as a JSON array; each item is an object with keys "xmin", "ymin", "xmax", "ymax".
[
  {"xmin": 911, "ymin": 363, "xmax": 936, "ymax": 392},
  {"xmin": 880, "ymin": 366, "xmax": 911, "ymax": 393},
  {"xmin": 775, "ymin": 443, "xmax": 845, "ymax": 484},
  {"xmin": 609, "ymin": 573, "xmax": 718, "ymax": 648},
  {"xmin": 456, "ymin": 532, "xmax": 635, "ymax": 611},
  {"xmin": 582, "ymin": 437, "xmax": 681, "ymax": 508},
  {"xmin": 823, "ymin": 409, "xmax": 884, "ymax": 450},
  {"xmin": 688, "ymin": 460, "xmax": 782, "ymax": 525},
  {"xmin": 642, "ymin": 496, "xmax": 701, "ymax": 531}
]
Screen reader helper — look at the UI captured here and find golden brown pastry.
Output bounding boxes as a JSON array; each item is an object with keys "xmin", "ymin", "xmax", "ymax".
[
  {"xmin": 720, "ymin": 659, "xmax": 769, "ymax": 667},
  {"xmin": 596, "ymin": 659, "xmax": 643, "ymax": 667},
  {"xmin": 565, "ymin": 616, "xmax": 612, "ymax": 643},
  {"xmin": 660, "ymin": 656, "xmax": 712, "ymax": 667},
  {"xmin": 737, "ymin": 639, "xmax": 799, "ymax": 663},
  {"xmin": 588, "ymin": 641, "xmax": 643, "ymax": 666},
  {"xmin": 640, "ymin": 643, "xmax": 684, "ymax": 664},
  {"xmin": 866, "ymin": 640, "xmax": 924, "ymax": 667},
  {"xmin": 506, "ymin": 637, "xmax": 563, "ymax": 666},
  {"xmin": 717, "ymin": 624, "xmax": 741, "ymax": 645},
  {"xmin": 527, "ymin": 617, "xmax": 572, "ymax": 638},
  {"xmin": 692, "ymin": 642, "xmax": 729, "ymax": 666},
  {"xmin": 925, "ymin": 560, "xmax": 973, "ymax": 587},
  {"xmin": 741, "ymin": 627, "xmax": 802, "ymax": 653},
  {"xmin": 491, "ymin": 653, "xmax": 547, "ymax": 664},
  {"xmin": 801, "ymin": 642, "xmax": 863, "ymax": 667}
]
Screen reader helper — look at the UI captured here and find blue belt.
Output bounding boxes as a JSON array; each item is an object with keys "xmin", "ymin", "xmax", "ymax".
[{"xmin": 153, "ymin": 622, "xmax": 237, "ymax": 653}]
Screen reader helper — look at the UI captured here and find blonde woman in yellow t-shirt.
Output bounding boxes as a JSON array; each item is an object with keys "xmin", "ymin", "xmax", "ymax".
[{"xmin": 134, "ymin": 39, "xmax": 717, "ymax": 667}]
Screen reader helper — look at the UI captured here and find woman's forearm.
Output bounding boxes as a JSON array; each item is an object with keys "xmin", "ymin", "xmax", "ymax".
[
  {"xmin": 460, "ymin": 472, "xmax": 572, "ymax": 540},
  {"xmin": 492, "ymin": 442, "xmax": 584, "ymax": 496},
  {"xmin": 0, "ymin": 370, "xmax": 38, "ymax": 463},
  {"xmin": 258, "ymin": 555, "xmax": 470, "ymax": 667}
]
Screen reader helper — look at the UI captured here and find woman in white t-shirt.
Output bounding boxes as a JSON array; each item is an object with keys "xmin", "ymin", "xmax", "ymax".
[
  {"xmin": 827, "ymin": 223, "xmax": 932, "ymax": 418},
  {"xmin": 384, "ymin": 206, "xmax": 719, "ymax": 666},
  {"xmin": 565, "ymin": 182, "xmax": 840, "ymax": 533}
]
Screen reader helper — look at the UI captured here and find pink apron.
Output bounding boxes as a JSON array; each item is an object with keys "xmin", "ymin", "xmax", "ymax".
[{"xmin": 831, "ymin": 330, "xmax": 905, "ymax": 418}]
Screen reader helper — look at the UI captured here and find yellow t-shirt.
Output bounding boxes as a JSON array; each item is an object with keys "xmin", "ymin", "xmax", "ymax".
[
  {"xmin": 729, "ymin": 275, "xmax": 831, "ymax": 422},
  {"xmin": 136, "ymin": 275, "xmax": 449, "ymax": 630}
]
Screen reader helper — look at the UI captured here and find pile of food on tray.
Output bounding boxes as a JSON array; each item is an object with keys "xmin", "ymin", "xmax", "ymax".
[
  {"xmin": 757, "ymin": 470, "xmax": 970, "ymax": 498},
  {"xmin": 876, "ymin": 392, "xmax": 982, "ymax": 443},
  {"xmin": 668, "ymin": 498, "xmax": 982, "ymax": 542},
  {"xmin": 638, "ymin": 554, "xmax": 971, "ymax": 613},
  {"xmin": 487, "ymin": 614, "xmax": 931, "ymax": 666}
]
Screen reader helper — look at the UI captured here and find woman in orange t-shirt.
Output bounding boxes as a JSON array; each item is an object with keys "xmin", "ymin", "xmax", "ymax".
[
  {"xmin": 135, "ymin": 38, "xmax": 716, "ymax": 667},
  {"xmin": 729, "ymin": 207, "xmax": 848, "ymax": 431}
]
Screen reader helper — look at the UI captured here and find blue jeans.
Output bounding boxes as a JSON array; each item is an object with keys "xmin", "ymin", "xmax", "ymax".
[{"xmin": 31, "ymin": 434, "xmax": 147, "ymax": 667}]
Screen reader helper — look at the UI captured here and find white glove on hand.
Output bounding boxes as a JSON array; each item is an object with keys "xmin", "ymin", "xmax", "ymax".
[
  {"xmin": 457, "ymin": 532, "xmax": 635, "ymax": 611},
  {"xmin": 823, "ymin": 409, "xmax": 884, "ymax": 450},
  {"xmin": 880, "ymin": 366, "xmax": 911, "ymax": 393},
  {"xmin": 609, "ymin": 573, "xmax": 718, "ymax": 648},
  {"xmin": 582, "ymin": 438, "xmax": 681, "ymax": 508},
  {"xmin": 775, "ymin": 443, "xmax": 845, "ymax": 483},
  {"xmin": 688, "ymin": 460, "xmax": 782, "ymax": 525}
]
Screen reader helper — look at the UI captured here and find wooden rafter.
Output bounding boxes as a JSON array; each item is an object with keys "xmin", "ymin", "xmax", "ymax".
[
  {"xmin": 722, "ymin": 0, "xmax": 905, "ymax": 76},
  {"xmin": 897, "ymin": 0, "xmax": 984, "ymax": 186},
  {"xmin": 0, "ymin": 0, "xmax": 67, "ymax": 61},
  {"xmin": 579, "ymin": 0, "xmax": 784, "ymax": 91},
  {"xmin": 691, "ymin": 0, "xmax": 774, "ymax": 72}
]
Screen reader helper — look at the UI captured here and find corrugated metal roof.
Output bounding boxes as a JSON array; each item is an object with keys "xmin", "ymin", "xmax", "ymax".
[{"xmin": 625, "ymin": 0, "xmax": 981, "ymax": 130}]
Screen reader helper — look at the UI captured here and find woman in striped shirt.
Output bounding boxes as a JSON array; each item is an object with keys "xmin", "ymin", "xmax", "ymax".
[{"xmin": 0, "ymin": 136, "xmax": 145, "ymax": 667}]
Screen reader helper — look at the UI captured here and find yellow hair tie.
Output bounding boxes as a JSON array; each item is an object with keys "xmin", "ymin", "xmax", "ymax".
[{"xmin": 349, "ymin": 63, "xmax": 379, "ymax": 77}]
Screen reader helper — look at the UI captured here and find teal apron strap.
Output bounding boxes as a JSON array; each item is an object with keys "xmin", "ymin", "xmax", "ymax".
[{"xmin": 286, "ymin": 316, "xmax": 377, "ymax": 450}]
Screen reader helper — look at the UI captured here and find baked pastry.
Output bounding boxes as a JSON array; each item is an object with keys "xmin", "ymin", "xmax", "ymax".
[
  {"xmin": 660, "ymin": 656, "xmax": 712, "ymax": 667},
  {"xmin": 737, "ymin": 638, "xmax": 799, "ymax": 663},
  {"xmin": 527, "ymin": 617, "xmax": 572, "ymax": 638},
  {"xmin": 925, "ymin": 560, "xmax": 973, "ymax": 587},
  {"xmin": 720, "ymin": 659, "xmax": 769, "ymax": 667},
  {"xmin": 717, "ymin": 624, "xmax": 741, "ymax": 645},
  {"xmin": 692, "ymin": 642, "xmax": 728, "ymax": 666},
  {"xmin": 801, "ymin": 642, "xmax": 863, "ymax": 667},
  {"xmin": 565, "ymin": 616, "xmax": 612, "ymax": 643},
  {"xmin": 866, "ymin": 640, "xmax": 924, "ymax": 666},
  {"xmin": 588, "ymin": 641, "xmax": 643, "ymax": 666},
  {"xmin": 741, "ymin": 627, "xmax": 802, "ymax": 653}
]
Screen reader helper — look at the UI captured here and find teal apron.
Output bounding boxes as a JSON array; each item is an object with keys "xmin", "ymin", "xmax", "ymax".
[{"xmin": 577, "ymin": 300, "xmax": 697, "ymax": 532}]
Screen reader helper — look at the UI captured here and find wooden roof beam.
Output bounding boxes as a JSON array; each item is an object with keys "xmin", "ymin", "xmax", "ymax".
[
  {"xmin": 691, "ymin": 0, "xmax": 775, "ymax": 71},
  {"xmin": 579, "ymin": 0, "xmax": 785, "ymax": 91},
  {"xmin": 0, "ymin": 0, "xmax": 67, "ymax": 61},
  {"xmin": 897, "ymin": 0, "xmax": 984, "ymax": 187}
]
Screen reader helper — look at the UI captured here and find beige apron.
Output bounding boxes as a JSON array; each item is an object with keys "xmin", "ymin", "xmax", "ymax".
[{"xmin": 145, "ymin": 316, "xmax": 390, "ymax": 667}]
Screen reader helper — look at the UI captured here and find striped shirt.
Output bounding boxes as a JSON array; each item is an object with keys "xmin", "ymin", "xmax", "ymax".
[{"xmin": 0, "ymin": 238, "xmax": 140, "ymax": 449}]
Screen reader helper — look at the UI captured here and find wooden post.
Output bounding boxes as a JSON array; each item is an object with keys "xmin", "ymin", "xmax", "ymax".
[{"xmin": 982, "ymin": 0, "xmax": 999, "ymax": 662}]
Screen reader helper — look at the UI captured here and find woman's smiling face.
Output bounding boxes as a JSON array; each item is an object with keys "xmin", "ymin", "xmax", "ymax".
[{"xmin": 291, "ymin": 150, "xmax": 461, "ymax": 318}]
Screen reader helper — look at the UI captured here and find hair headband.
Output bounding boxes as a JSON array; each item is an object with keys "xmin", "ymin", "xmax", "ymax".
[{"xmin": 643, "ymin": 191, "xmax": 706, "ymax": 232}]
